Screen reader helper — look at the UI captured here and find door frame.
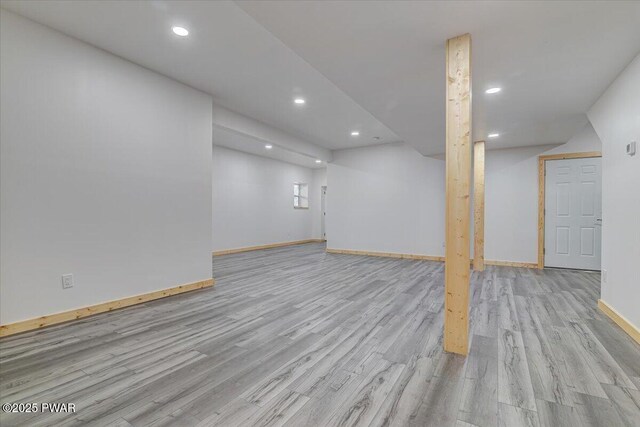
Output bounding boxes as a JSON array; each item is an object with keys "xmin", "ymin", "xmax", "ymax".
[
  {"xmin": 320, "ymin": 185, "xmax": 327, "ymax": 241},
  {"xmin": 537, "ymin": 151, "xmax": 602, "ymax": 269}
]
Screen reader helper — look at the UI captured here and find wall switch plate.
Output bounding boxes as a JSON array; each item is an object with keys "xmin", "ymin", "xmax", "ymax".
[
  {"xmin": 62, "ymin": 274, "xmax": 73, "ymax": 289},
  {"xmin": 627, "ymin": 141, "xmax": 636, "ymax": 156}
]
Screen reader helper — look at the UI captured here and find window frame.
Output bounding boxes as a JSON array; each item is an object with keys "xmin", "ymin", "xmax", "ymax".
[{"xmin": 293, "ymin": 182, "xmax": 309, "ymax": 209}]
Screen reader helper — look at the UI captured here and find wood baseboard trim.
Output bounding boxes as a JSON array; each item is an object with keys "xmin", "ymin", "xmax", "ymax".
[
  {"xmin": 0, "ymin": 278, "xmax": 214, "ymax": 338},
  {"xmin": 213, "ymin": 239, "xmax": 325, "ymax": 256},
  {"xmin": 598, "ymin": 299, "xmax": 640, "ymax": 345},
  {"xmin": 326, "ymin": 248, "xmax": 445, "ymax": 262},
  {"xmin": 326, "ymin": 248, "xmax": 537, "ymax": 268},
  {"xmin": 484, "ymin": 260, "xmax": 539, "ymax": 268}
]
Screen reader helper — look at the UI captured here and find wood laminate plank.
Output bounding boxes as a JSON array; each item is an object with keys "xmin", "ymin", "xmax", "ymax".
[
  {"xmin": 600, "ymin": 383, "xmax": 640, "ymax": 427},
  {"xmin": 497, "ymin": 403, "xmax": 539, "ymax": 427},
  {"xmin": 367, "ymin": 353, "xmax": 445, "ymax": 427},
  {"xmin": 573, "ymin": 392, "xmax": 627, "ymax": 427},
  {"xmin": 196, "ymin": 398, "xmax": 259, "ymax": 427},
  {"xmin": 498, "ymin": 329, "xmax": 537, "ymax": 411},
  {"xmin": 284, "ymin": 363, "xmax": 378, "ymax": 426},
  {"xmin": 1, "ymin": 243, "xmax": 638, "ymax": 426},
  {"xmin": 244, "ymin": 389, "xmax": 310, "ymax": 427},
  {"xmin": 497, "ymin": 278, "xmax": 520, "ymax": 332},
  {"xmin": 407, "ymin": 353, "xmax": 467, "ymax": 426},
  {"xmin": 324, "ymin": 358, "xmax": 405, "ymax": 427},
  {"xmin": 458, "ymin": 335, "xmax": 498, "ymax": 426},
  {"xmin": 536, "ymin": 399, "xmax": 582, "ymax": 427},
  {"xmin": 566, "ymin": 321, "xmax": 637, "ymax": 389},
  {"xmin": 546, "ymin": 326, "xmax": 608, "ymax": 400}
]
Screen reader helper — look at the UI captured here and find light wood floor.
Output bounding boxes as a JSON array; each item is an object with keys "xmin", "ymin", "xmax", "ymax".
[{"xmin": 1, "ymin": 243, "xmax": 639, "ymax": 426}]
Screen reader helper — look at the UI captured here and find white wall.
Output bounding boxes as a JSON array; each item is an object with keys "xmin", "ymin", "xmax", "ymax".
[
  {"xmin": 327, "ymin": 143, "xmax": 446, "ymax": 256},
  {"xmin": 587, "ymin": 54, "xmax": 640, "ymax": 328},
  {"xmin": 0, "ymin": 11, "xmax": 213, "ymax": 324},
  {"xmin": 483, "ymin": 123, "xmax": 602, "ymax": 263},
  {"xmin": 212, "ymin": 145, "xmax": 319, "ymax": 251},
  {"xmin": 326, "ymin": 127, "xmax": 601, "ymax": 263}
]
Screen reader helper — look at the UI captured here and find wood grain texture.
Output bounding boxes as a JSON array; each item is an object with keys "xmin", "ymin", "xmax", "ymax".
[
  {"xmin": 601, "ymin": 383, "xmax": 640, "ymax": 427},
  {"xmin": 326, "ymin": 248, "xmax": 444, "ymax": 261},
  {"xmin": 498, "ymin": 403, "xmax": 539, "ymax": 427},
  {"xmin": 459, "ymin": 335, "xmax": 498, "ymax": 426},
  {"xmin": 536, "ymin": 399, "xmax": 582, "ymax": 427},
  {"xmin": 0, "ymin": 278, "xmax": 214, "ymax": 337},
  {"xmin": 445, "ymin": 33, "xmax": 472, "ymax": 355},
  {"xmin": 485, "ymin": 260, "xmax": 538, "ymax": 269},
  {"xmin": 538, "ymin": 157, "xmax": 545, "ymax": 269},
  {"xmin": 0, "ymin": 243, "xmax": 638, "ymax": 426},
  {"xmin": 473, "ymin": 140, "xmax": 485, "ymax": 272},
  {"xmin": 598, "ymin": 299, "xmax": 640, "ymax": 344},
  {"xmin": 213, "ymin": 239, "xmax": 324, "ymax": 256},
  {"xmin": 328, "ymin": 248, "xmax": 536, "ymax": 268},
  {"xmin": 537, "ymin": 151, "xmax": 602, "ymax": 269},
  {"xmin": 538, "ymin": 151, "xmax": 602, "ymax": 161},
  {"xmin": 498, "ymin": 329, "xmax": 536, "ymax": 411}
]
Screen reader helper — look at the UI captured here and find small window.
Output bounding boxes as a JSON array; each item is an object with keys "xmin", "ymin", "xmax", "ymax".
[{"xmin": 293, "ymin": 183, "xmax": 309, "ymax": 209}]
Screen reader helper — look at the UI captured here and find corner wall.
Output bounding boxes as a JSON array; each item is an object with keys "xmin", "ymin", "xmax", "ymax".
[
  {"xmin": 483, "ymin": 123, "xmax": 602, "ymax": 264},
  {"xmin": 212, "ymin": 146, "xmax": 321, "ymax": 251},
  {"xmin": 327, "ymin": 143, "xmax": 446, "ymax": 257},
  {"xmin": 325, "ymin": 127, "xmax": 601, "ymax": 264},
  {"xmin": 587, "ymin": 54, "xmax": 640, "ymax": 328},
  {"xmin": 0, "ymin": 11, "xmax": 213, "ymax": 324}
]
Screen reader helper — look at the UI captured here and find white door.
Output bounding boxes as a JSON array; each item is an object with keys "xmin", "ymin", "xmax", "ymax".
[
  {"xmin": 544, "ymin": 157, "xmax": 602, "ymax": 270},
  {"xmin": 321, "ymin": 186, "xmax": 327, "ymax": 240}
]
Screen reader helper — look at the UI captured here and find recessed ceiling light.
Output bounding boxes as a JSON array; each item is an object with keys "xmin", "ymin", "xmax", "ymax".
[
  {"xmin": 172, "ymin": 26, "xmax": 189, "ymax": 37},
  {"xmin": 485, "ymin": 87, "xmax": 501, "ymax": 94},
  {"xmin": 351, "ymin": 131, "xmax": 360, "ymax": 136},
  {"xmin": 315, "ymin": 159, "xmax": 322, "ymax": 164},
  {"xmin": 265, "ymin": 144, "xmax": 273, "ymax": 149},
  {"xmin": 488, "ymin": 133, "xmax": 500, "ymax": 138},
  {"xmin": 294, "ymin": 98, "xmax": 306, "ymax": 105}
]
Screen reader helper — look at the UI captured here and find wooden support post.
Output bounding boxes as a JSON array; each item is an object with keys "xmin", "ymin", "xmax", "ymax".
[
  {"xmin": 444, "ymin": 33, "xmax": 472, "ymax": 355},
  {"xmin": 473, "ymin": 141, "xmax": 485, "ymax": 271}
]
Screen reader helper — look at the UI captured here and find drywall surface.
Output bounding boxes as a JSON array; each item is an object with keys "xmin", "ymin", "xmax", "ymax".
[
  {"xmin": 587, "ymin": 54, "xmax": 640, "ymax": 328},
  {"xmin": 326, "ymin": 129, "xmax": 601, "ymax": 263},
  {"xmin": 0, "ymin": 11, "xmax": 213, "ymax": 324},
  {"xmin": 327, "ymin": 143, "xmax": 446, "ymax": 256},
  {"xmin": 212, "ymin": 145, "xmax": 316, "ymax": 251}
]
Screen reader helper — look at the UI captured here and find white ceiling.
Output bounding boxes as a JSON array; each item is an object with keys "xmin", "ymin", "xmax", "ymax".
[
  {"xmin": 0, "ymin": 0, "xmax": 399, "ymax": 153},
  {"xmin": 238, "ymin": 1, "xmax": 640, "ymax": 154},
  {"xmin": 213, "ymin": 125, "xmax": 325, "ymax": 169},
  {"xmin": 2, "ymin": 0, "xmax": 639, "ymax": 157}
]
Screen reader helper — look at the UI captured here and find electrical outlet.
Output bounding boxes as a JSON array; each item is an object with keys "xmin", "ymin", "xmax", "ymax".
[
  {"xmin": 602, "ymin": 269, "xmax": 607, "ymax": 283},
  {"xmin": 62, "ymin": 274, "xmax": 73, "ymax": 289}
]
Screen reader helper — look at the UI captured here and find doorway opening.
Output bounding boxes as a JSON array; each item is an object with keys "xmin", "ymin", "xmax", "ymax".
[
  {"xmin": 538, "ymin": 152, "xmax": 602, "ymax": 270},
  {"xmin": 321, "ymin": 186, "xmax": 327, "ymax": 241}
]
